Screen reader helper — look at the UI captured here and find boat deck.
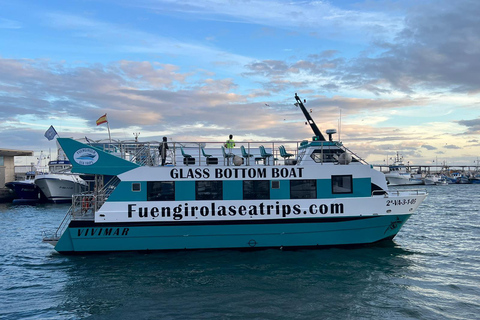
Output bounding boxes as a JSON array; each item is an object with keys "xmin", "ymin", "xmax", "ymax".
[{"xmin": 79, "ymin": 139, "xmax": 359, "ymax": 167}]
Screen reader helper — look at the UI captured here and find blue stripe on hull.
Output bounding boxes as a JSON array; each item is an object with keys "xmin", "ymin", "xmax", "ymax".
[{"xmin": 55, "ymin": 214, "xmax": 411, "ymax": 253}]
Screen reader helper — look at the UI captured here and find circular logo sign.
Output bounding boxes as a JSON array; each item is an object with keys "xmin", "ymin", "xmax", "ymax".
[{"xmin": 73, "ymin": 148, "xmax": 99, "ymax": 166}]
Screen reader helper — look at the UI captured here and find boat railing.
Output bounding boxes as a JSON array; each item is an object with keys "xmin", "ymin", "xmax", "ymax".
[
  {"xmin": 129, "ymin": 143, "xmax": 157, "ymax": 166},
  {"xmin": 342, "ymin": 145, "xmax": 368, "ymax": 165},
  {"xmin": 83, "ymin": 139, "xmax": 368, "ymax": 167},
  {"xmin": 99, "ymin": 176, "xmax": 121, "ymax": 199},
  {"xmin": 386, "ymin": 189, "xmax": 428, "ymax": 196},
  {"xmin": 372, "ymin": 190, "xmax": 388, "ymax": 197},
  {"xmin": 51, "ymin": 205, "xmax": 73, "ymax": 239}
]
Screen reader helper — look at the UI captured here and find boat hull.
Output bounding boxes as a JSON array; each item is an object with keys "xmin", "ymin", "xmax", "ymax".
[
  {"xmin": 386, "ymin": 176, "xmax": 423, "ymax": 186},
  {"xmin": 35, "ymin": 174, "xmax": 88, "ymax": 203},
  {"xmin": 53, "ymin": 214, "xmax": 412, "ymax": 254},
  {"xmin": 5, "ymin": 181, "xmax": 44, "ymax": 204}
]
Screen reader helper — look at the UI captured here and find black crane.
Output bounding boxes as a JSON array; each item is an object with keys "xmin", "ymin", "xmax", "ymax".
[{"xmin": 295, "ymin": 93, "xmax": 326, "ymax": 141}]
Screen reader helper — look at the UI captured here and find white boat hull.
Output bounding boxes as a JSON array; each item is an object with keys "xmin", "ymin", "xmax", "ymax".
[
  {"xmin": 35, "ymin": 174, "xmax": 88, "ymax": 203},
  {"xmin": 385, "ymin": 174, "xmax": 423, "ymax": 186}
]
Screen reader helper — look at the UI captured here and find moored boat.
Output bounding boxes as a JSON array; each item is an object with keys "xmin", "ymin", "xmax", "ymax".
[
  {"xmin": 435, "ymin": 177, "xmax": 448, "ymax": 185},
  {"xmin": 384, "ymin": 153, "xmax": 423, "ymax": 186},
  {"xmin": 5, "ymin": 151, "xmax": 48, "ymax": 204},
  {"xmin": 423, "ymin": 174, "xmax": 440, "ymax": 185},
  {"xmin": 34, "ymin": 159, "xmax": 89, "ymax": 203},
  {"xmin": 5, "ymin": 171, "xmax": 46, "ymax": 204},
  {"xmin": 43, "ymin": 94, "xmax": 427, "ymax": 254}
]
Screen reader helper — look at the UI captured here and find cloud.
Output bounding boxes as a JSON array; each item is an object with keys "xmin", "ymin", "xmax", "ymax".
[
  {"xmin": 43, "ymin": 12, "xmax": 253, "ymax": 68},
  {"xmin": 0, "ymin": 57, "xmax": 312, "ymax": 149},
  {"xmin": 444, "ymin": 144, "xmax": 461, "ymax": 149},
  {"xmin": 352, "ymin": 0, "xmax": 480, "ymax": 94},
  {"xmin": 238, "ymin": 0, "xmax": 480, "ymax": 96},
  {"xmin": 134, "ymin": 0, "xmax": 402, "ymax": 37},
  {"xmin": 457, "ymin": 118, "xmax": 480, "ymax": 134},
  {"xmin": 0, "ymin": 18, "xmax": 22, "ymax": 29},
  {"xmin": 421, "ymin": 144, "xmax": 437, "ymax": 150}
]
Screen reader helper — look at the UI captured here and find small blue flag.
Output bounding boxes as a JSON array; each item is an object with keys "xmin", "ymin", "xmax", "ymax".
[{"xmin": 44, "ymin": 125, "xmax": 58, "ymax": 141}]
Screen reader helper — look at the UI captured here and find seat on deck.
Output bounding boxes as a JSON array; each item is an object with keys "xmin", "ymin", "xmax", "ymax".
[
  {"xmin": 279, "ymin": 145, "xmax": 294, "ymax": 159},
  {"xmin": 181, "ymin": 147, "xmax": 194, "ymax": 165},
  {"xmin": 240, "ymin": 146, "xmax": 254, "ymax": 165},
  {"xmin": 221, "ymin": 146, "xmax": 235, "ymax": 165},
  {"xmin": 259, "ymin": 145, "xmax": 277, "ymax": 165},
  {"xmin": 201, "ymin": 147, "xmax": 212, "ymax": 164}
]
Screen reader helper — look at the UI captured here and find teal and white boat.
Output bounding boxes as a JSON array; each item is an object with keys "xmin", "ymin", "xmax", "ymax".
[{"xmin": 43, "ymin": 94, "xmax": 427, "ymax": 254}]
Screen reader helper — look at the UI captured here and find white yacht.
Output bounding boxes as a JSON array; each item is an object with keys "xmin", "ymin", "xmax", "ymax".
[{"xmin": 34, "ymin": 150, "xmax": 88, "ymax": 203}]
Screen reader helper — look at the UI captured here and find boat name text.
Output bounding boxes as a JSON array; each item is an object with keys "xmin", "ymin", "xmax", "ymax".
[
  {"xmin": 127, "ymin": 202, "xmax": 344, "ymax": 221},
  {"xmin": 169, "ymin": 167, "xmax": 304, "ymax": 180},
  {"xmin": 77, "ymin": 228, "xmax": 129, "ymax": 237}
]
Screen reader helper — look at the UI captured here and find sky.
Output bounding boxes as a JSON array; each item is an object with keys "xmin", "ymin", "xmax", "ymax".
[{"xmin": 1, "ymin": 0, "xmax": 479, "ymax": 166}]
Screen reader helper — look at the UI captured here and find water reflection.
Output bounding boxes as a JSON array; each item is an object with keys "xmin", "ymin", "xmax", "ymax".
[{"xmin": 56, "ymin": 244, "xmax": 415, "ymax": 319}]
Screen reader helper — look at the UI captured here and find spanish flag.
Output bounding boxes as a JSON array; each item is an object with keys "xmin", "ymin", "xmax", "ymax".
[{"xmin": 96, "ymin": 113, "xmax": 108, "ymax": 126}]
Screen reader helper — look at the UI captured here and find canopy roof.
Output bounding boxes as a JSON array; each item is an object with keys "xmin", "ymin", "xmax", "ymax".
[{"xmin": 0, "ymin": 149, "xmax": 34, "ymax": 157}]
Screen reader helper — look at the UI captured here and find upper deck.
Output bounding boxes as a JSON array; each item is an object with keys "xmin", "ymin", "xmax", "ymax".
[{"xmin": 75, "ymin": 138, "xmax": 365, "ymax": 169}]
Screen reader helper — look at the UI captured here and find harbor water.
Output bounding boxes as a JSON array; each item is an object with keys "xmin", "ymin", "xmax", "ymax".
[{"xmin": 1, "ymin": 184, "xmax": 479, "ymax": 319}]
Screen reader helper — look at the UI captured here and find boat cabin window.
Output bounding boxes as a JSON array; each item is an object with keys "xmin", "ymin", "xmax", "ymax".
[
  {"xmin": 310, "ymin": 149, "xmax": 343, "ymax": 163},
  {"xmin": 290, "ymin": 180, "xmax": 316, "ymax": 199},
  {"xmin": 196, "ymin": 181, "xmax": 223, "ymax": 201},
  {"xmin": 147, "ymin": 181, "xmax": 174, "ymax": 201},
  {"xmin": 243, "ymin": 180, "xmax": 270, "ymax": 200},
  {"xmin": 332, "ymin": 175, "xmax": 353, "ymax": 194},
  {"xmin": 132, "ymin": 183, "xmax": 141, "ymax": 192},
  {"xmin": 271, "ymin": 181, "xmax": 280, "ymax": 189}
]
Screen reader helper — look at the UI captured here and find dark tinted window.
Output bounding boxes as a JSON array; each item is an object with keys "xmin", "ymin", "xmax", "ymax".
[
  {"xmin": 196, "ymin": 181, "xmax": 223, "ymax": 200},
  {"xmin": 290, "ymin": 180, "xmax": 316, "ymax": 199},
  {"xmin": 243, "ymin": 180, "xmax": 270, "ymax": 200},
  {"xmin": 332, "ymin": 175, "xmax": 353, "ymax": 194},
  {"xmin": 147, "ymin": 181, "xmax": 175, "ymax": 201}
]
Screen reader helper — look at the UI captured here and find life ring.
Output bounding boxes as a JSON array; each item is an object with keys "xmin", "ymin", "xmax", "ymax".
[{"xmin": 82, "ymin": 197, "xmax": 90, "ymax": 212}]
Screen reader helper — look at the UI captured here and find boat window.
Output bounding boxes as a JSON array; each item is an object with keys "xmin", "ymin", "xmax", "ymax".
[
  {"xmin": 147, "ymin": 181, "xmax": 174, "ymax": 201},
  {"xmin": 132, "ymin": 183, "xmax": 141, "ymax": 192},
  {"xmin": 371, "ymin": 183, "xmax": 386, "ymax": 195},
  {"xmin": 243, "ymin": 180, "xmax": 270, "ymax": 200},
  {"xmin": 290, "ymin": 180, "xmax": 316, "ymax": 199},
  {"xmin": 332, "ymin": 175, "xmax": 353, "ymax": 194},
  {"xmin": 271, "ymin": 181, "xmax": 280, "ymax": 189},
  {"xmin": 310, "ymin": 149, "xmax": 342, "ymax": 163},
  {"xmin": 196, "ymin": 181, "xmax": 223, "ymax": 201}
]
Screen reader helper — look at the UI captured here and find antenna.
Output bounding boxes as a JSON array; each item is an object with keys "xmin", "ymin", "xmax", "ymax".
[
  {"xmin": 133, "ymin": 132, "xmax": 140, "ymax": 142},
  {"xmin": 339, "ymin": 108, "xmax": 342, "ymax": 141}
]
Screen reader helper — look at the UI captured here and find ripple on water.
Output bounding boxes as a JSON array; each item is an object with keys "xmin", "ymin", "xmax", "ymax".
[{"xmin": 0, "ymin": 185, "xmax": 479, "ymax": 319}]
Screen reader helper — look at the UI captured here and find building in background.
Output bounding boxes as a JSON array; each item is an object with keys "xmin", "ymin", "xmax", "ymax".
[{"xmin": 0, "ymin": 149, "xmax": 34, "ymax": 202}]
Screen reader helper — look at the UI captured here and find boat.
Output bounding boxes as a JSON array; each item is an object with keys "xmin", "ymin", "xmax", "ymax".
[
  {"xmin": 423, "ymin": 174, "xmax": 440, "ymax": 185},
  {"xmin": 469, "ymin": 174, "xmax": 480, "ymax": 184},
  {"xmin": 449, "ymin": 172, "xmax": 471, "ymax": 184},
  {"xmin": 435, "ymin": 177, "xmax": 448, "ymax": 185},
  {"xmin": 384, "ymin": 153, "xmax": 423, "ymax": 186},
  {"xmin": 43, "ymin": 93, "xmax": 427, "ymax": 254},
  {"xmin": 5, "ymin": 171, "xmax": 46, "ymax": 204},
  {"xmin": 5, "ymin": 152, "xmax": 48, "ymax": 204},
  {"xmin": 34, "ymin": 154, "xmax": 89, "ymax": 203}
]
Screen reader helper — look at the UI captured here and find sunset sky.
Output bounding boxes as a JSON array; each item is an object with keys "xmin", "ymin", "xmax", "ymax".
[{"xmin": 1, "ymin": 0, "xmax": 479, "ymax": 166}]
